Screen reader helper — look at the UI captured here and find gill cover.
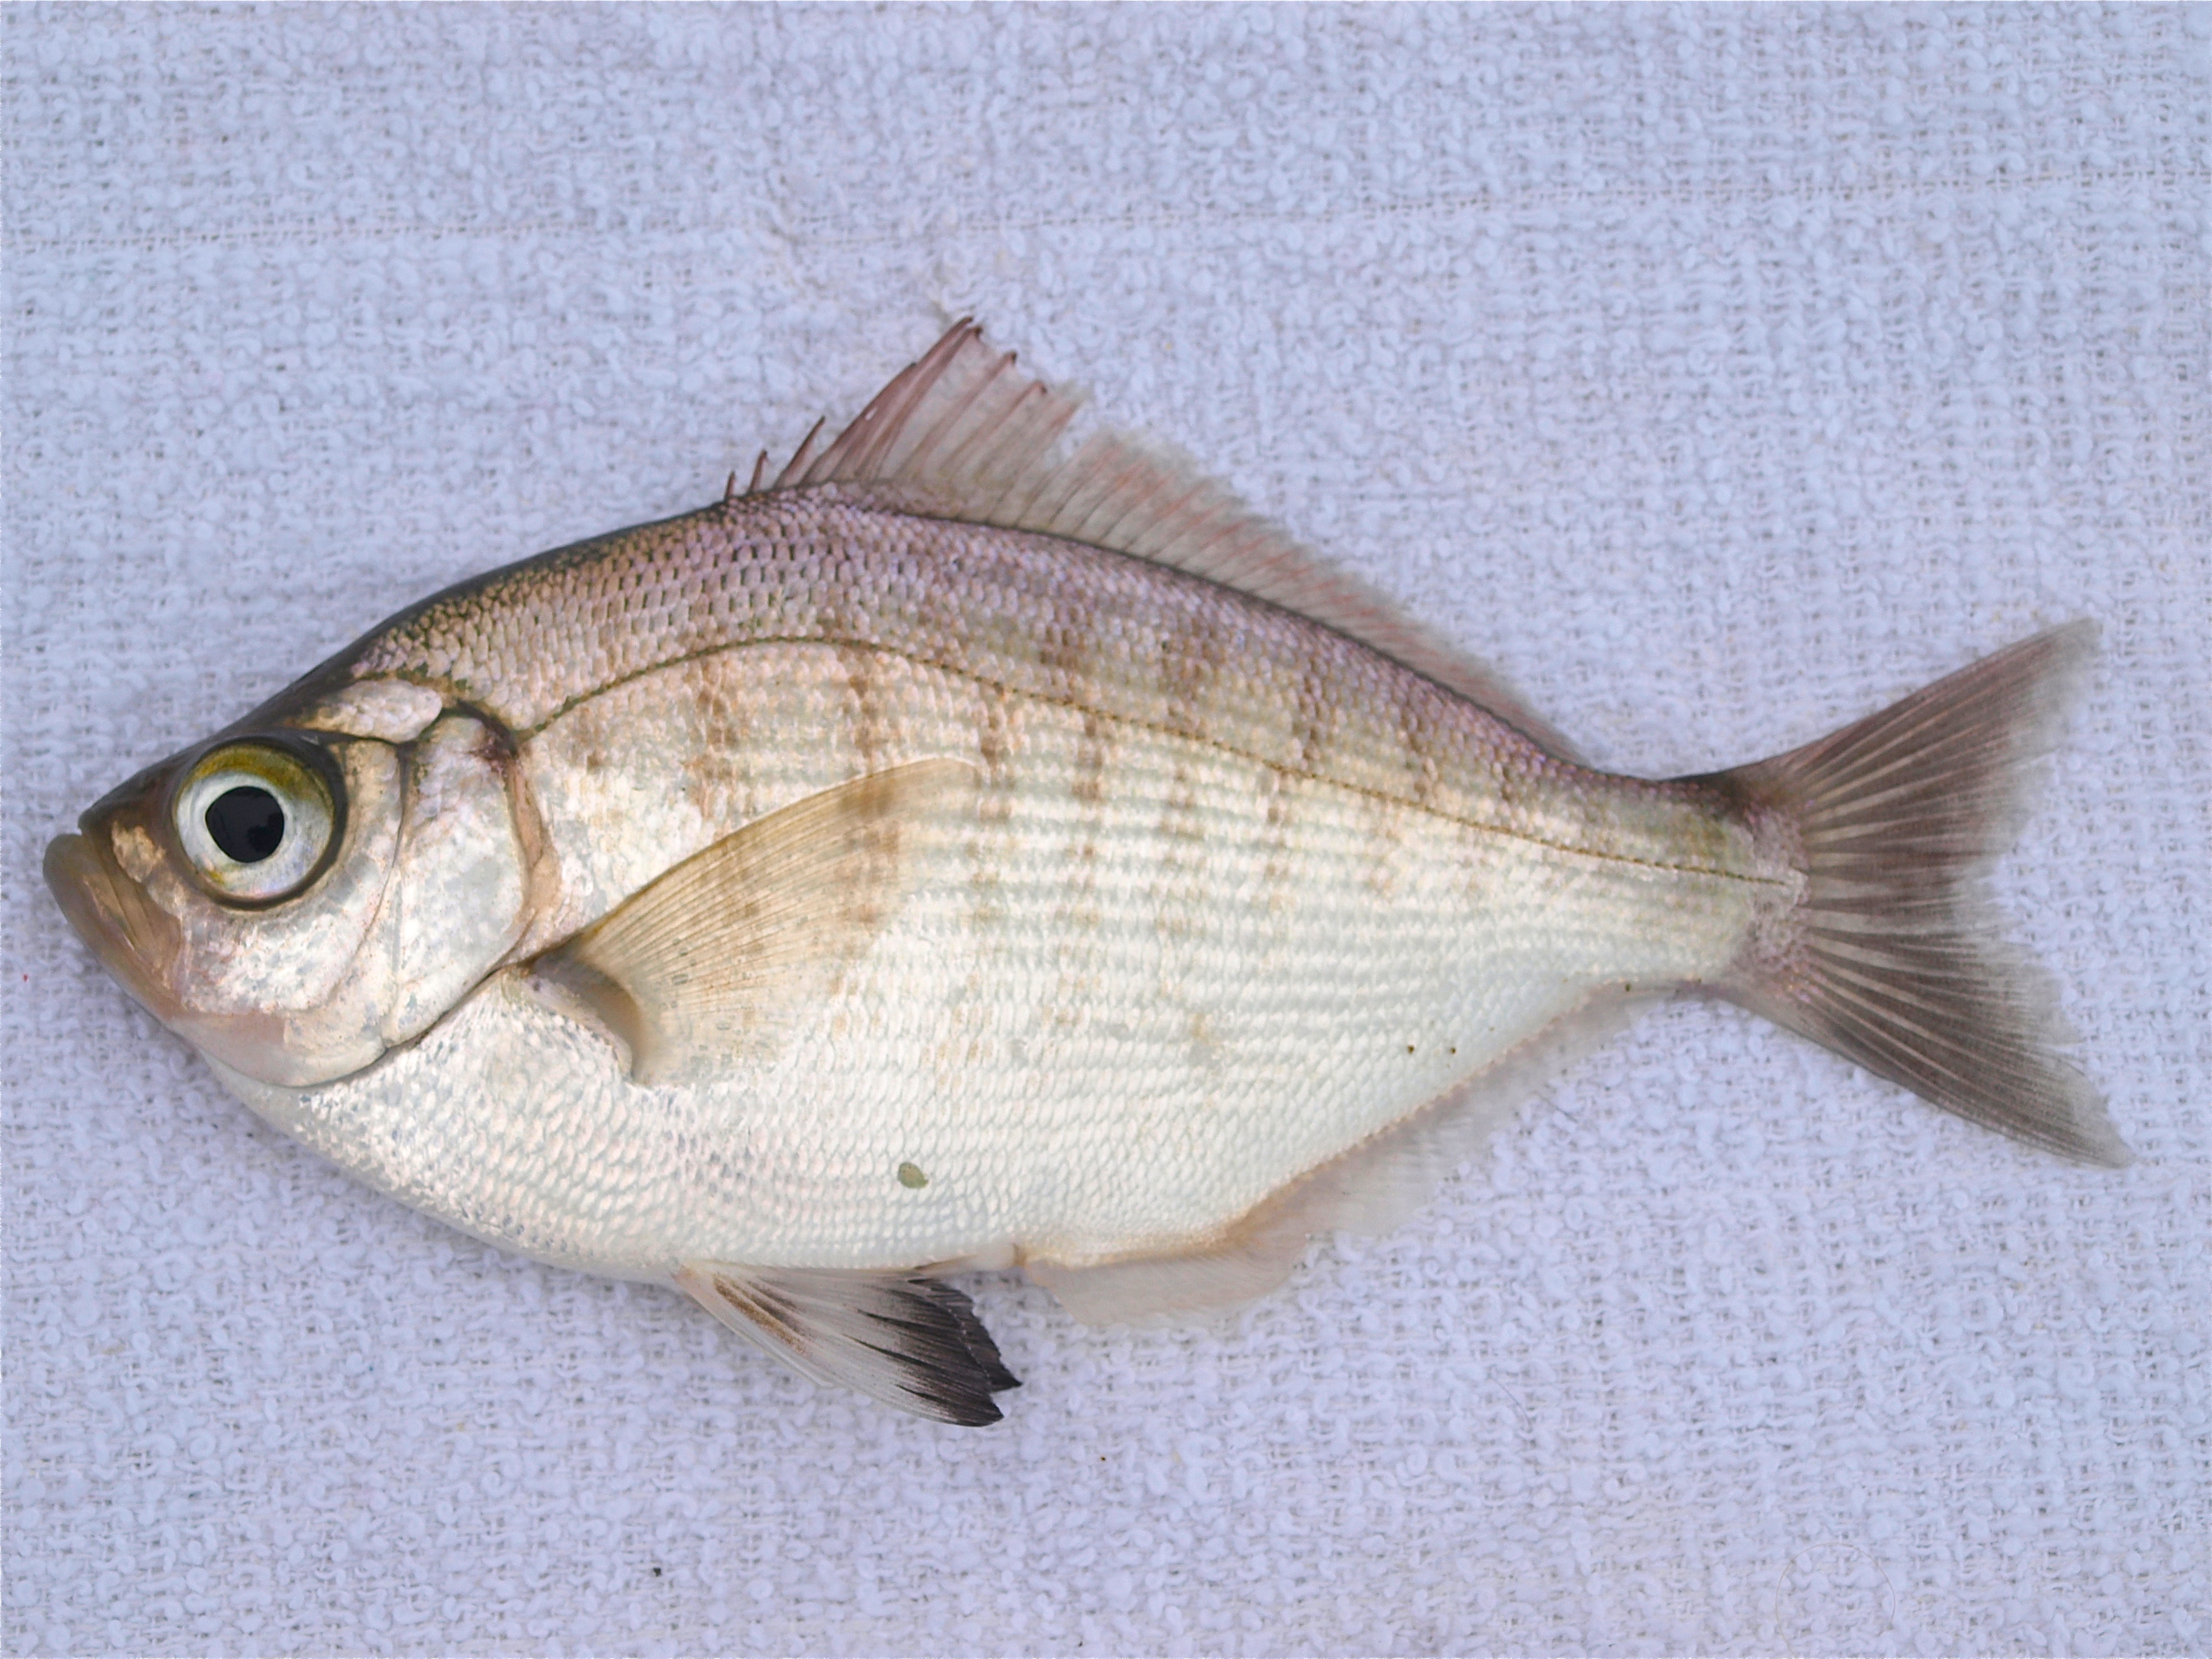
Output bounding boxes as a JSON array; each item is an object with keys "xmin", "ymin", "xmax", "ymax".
[{"xmin": 46, "ymin": 691, "xmax": 540, "ymax": 1089}]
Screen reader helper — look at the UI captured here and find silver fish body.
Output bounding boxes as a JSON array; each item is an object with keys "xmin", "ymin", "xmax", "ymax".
[{"xmin": 47, "ymin": 325, "xmax": 2125, "ymax": 1423}]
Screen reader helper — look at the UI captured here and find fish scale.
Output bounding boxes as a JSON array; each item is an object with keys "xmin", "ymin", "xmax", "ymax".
[
  {"xmin": 46, "ymin": 323, "xmax": 2124, "ymax": 1424},
  {"xmin": 231, "ymin": 518, "xmax": 1763, "ymax": 1266},
  {"xmin": 373, "ymin": 494, "xmax": 1748, "ymax": 892}
]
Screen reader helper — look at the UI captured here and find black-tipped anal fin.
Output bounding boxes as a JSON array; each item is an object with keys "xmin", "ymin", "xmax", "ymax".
[{"xmin": 676, "ymin": 1263, "xmax": 1019, "ymax": 1426}]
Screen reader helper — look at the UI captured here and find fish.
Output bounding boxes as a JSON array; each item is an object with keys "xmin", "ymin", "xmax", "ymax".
[{"xmin": 45, "ymin": 321, "xmax": 2128, "ymax": 1426}]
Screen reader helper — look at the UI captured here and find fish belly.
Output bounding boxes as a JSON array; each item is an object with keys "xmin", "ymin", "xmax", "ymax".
[{"xmin": 233, "ymin": 642, "xmax": 1757, "ymax": 1279}]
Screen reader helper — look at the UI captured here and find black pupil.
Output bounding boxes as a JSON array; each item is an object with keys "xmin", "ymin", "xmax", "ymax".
[{"xmin": 206, "ymin": 786, "xmax": 286, "ymax": 864}]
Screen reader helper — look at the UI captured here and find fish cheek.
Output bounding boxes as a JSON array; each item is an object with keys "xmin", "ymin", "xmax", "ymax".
[
  {"xmin": 146, "ymin": 739, "xmax": 408, "ymax": 1086},
  {"xmin": 377, "ymin": 712, "xmax": 536, "ymax": 1044}
]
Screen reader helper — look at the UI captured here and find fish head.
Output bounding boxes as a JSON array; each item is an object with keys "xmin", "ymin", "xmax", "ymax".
[{"xmin": 46, "ymin": 680, "xmax": 542, "ymax": 1089}]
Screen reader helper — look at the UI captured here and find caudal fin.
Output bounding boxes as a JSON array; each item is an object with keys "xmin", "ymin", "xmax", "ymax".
[{"xmin": 1707, "ymin": 622, "xmax": 2128, "ymax": 1165}]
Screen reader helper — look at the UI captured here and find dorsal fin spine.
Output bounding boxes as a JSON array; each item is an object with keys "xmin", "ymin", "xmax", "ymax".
[
  {"xmin": 901, "ymin": 344, "xmax": 1009, "ymax": 479},
  {"xmin": 846, "ymin": 359, "xmax": 931, "ymax": 478},
  {"xmin": 957, "ymin": 382, "xmax": 1058, "ymax": 511},
  {"xmin": 803, "ymin": 390, "xmax": 882, "ymax": 485},
  {"xmin": 775, "ymin": 416, "xmax": 829, "ymax": 490},
  {"xmin": 918, "ymin": 387, "xmax": 994, "ymax": 488},
  {"xmin": 994, "ymin": 395, "xmax": 1082, "ymax": 522},
  {"xmin": 836, "ymin": 323, "xmax": 978, "ymax": 484}
]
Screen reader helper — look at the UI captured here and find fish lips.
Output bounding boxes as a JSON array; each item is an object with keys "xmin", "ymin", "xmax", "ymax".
[
  {"xmin": 51, "ymin": 755, "xmax": 397, "ymax": 1089},
  {"xmin": 46, "ymin": 817, "xmax": 302, "ymax": 1083},
  {"xmin": 45, "ymin": 802, "xmax": 190, "ymax": 1036}
]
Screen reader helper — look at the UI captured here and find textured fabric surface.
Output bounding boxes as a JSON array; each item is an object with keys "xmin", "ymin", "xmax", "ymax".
[{"xmin": 5, "ymin": 6, "xmax": 2207, "ymax": 1654}]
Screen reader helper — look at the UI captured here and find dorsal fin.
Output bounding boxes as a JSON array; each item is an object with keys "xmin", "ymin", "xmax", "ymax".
[{"xmin": 757, "ymin": 321, "xmax": 1582, "ymax": 759}]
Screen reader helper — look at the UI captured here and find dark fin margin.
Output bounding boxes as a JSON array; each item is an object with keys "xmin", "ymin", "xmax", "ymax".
[{"xmin": 676, "ymin": 1264, "xmax": 1019, "ymax": 1427}]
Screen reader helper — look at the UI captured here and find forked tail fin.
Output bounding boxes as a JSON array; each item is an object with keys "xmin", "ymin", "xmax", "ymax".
[{"xmin": 1704, "ymin": 621, "xmax": 2129, "ymax": 1165}]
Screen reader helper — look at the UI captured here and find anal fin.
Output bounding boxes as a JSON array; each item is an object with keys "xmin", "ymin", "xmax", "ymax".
[{"xmin": 676, "ymin": 1263, "xmax": 1019, "ymax": 1426}]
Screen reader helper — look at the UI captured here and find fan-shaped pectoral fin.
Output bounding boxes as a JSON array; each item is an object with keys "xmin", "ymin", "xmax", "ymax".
[{"xmin": 525, "ymin": 759, "xmax": 978, "ymax": 1083}]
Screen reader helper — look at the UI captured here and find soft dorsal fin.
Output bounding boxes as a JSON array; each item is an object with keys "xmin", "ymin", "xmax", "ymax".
[
  {"xmin": 527, "ymin": 759, "xmax": 977, "ymax": 1085},
  {"xmin": 756, "ymin": 321, "xmax": 1582, "ymax": 759},
  {"xmin": 676, "ymin": 1263, "xmax": 1019, "ymax": 1426}
]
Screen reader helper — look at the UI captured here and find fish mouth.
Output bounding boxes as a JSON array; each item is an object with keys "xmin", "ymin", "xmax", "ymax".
[
  {"xmin": 48, "ymin": 803, "xmax": 355, "ymax": 1090},
  {"xmin": 44, "ymin": 826, "xmax": 188, "ymax": 1030}
]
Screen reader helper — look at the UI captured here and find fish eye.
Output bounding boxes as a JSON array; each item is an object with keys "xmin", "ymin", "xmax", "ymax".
[{"xmin": 172, "ymin": 740, "xmax": 340, "ymax": 903}]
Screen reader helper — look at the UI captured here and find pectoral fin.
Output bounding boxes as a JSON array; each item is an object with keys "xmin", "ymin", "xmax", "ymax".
[
  {"xmin": 529, "ymin": 760, "xmax": 976, "ymax": 1083},
  {"xmin": 676, "ymin": 1263, "xmax": 1019, "ymax": 1426}
]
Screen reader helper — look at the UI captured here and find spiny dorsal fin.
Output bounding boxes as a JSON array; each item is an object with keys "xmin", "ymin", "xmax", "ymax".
[
  {"xmin": 676, "ymin": 1263, "xmax": 1019, "ymax": 1426},
  {"xmin": 526, "ymin": 759, "xmax": 977, "ymax": 1085},
  {"xmin": 758, "ymin": 321, "xmax": 1582, "ymax": 759}
]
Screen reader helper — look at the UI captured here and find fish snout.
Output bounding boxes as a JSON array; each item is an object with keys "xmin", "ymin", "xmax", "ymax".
[{"xmin": 44, "ymin": 824, "xmax": 187, "ymax": 1029}]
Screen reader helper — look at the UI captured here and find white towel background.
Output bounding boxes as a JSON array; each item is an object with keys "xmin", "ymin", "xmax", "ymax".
[{"xmin": 5, "ymin": 7, "xmax": 2207, "ymax": 1654}]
